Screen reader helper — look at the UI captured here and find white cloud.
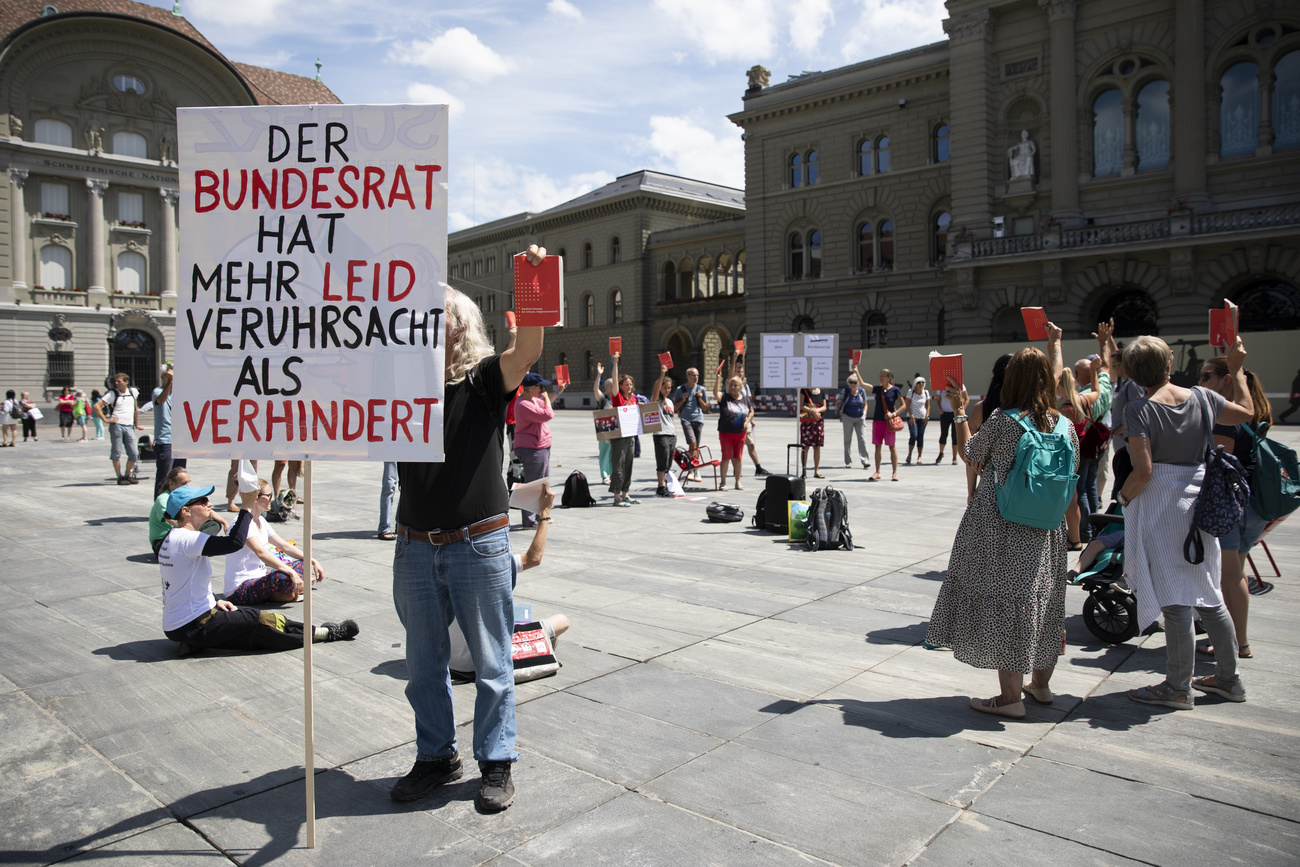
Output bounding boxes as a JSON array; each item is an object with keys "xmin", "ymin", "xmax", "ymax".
[
  {"xmin": 839, "ymin": 0, "xmax": 947, "ymax": 63},
  {"xmin": 641, "ymin": 114, "xmax": 743, "ymax": 189},
  {"xmin": 185, "ymin": 0, "xmax": 294, "ymax": 28},
  {"xmin": 389, "ymin": 27, "xmax": 513, "ymax": 83},
  {"xmin": 406, "ymin": 83, "xmax": 464, "ymax": 116},
  {"xmin": 653, "ymin": 0, "xmax": 778, "ymax": 61},
  {"xmin": 547, "ymin": 0, "xmax": 584, "ymax": 21},
  {"xmin": 447, "ymin": 157, "xmax": 615, "ymax": 231},
  {"xmin": 788, "ymin": 0, "xmax": 833, "ymax": 54}
]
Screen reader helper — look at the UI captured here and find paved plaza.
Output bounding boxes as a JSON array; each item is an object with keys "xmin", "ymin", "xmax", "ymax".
[{"xmin": 1, "ymin": 408, "xmax": 1298, "ymax": 866}]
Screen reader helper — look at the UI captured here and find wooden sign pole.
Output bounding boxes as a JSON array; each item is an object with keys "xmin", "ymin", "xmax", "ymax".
[{"xmin": 302, "ymin": 460, "xmax": 316, "ymax": 848}]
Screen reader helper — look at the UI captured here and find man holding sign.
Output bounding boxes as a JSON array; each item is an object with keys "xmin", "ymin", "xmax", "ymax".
[{"xmin": 390, "ymin": 246, "xmax": 550, "ymax": 813}]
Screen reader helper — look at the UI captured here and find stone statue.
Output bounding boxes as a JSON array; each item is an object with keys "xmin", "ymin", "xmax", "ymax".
[
  {"xmin": 160, "ymin": 130, "xmax": 175, "ymax": 163},
  {"xmin": 8, "ymin": 115, "xmax": 21, "ymax": 138},
  {"xmin": 84, "ymin": 123, "xmax": 104, "ymax": 153},
  {"xmin": 1007, "ymin": 129, "xmax": 1037, "ymax": 180},
  {"xmin": 746, "ymin": 65, "xmax": 770, "ymax": 91}
]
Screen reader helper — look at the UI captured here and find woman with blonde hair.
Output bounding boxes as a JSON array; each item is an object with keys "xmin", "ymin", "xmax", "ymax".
[
  {"xmin": 1118, "ymin": 334, "xmax": 1253, "ymax": 710},
  {"xmin": 926, "ymin": 342, "xmax": 1077, "ymax": 719}
]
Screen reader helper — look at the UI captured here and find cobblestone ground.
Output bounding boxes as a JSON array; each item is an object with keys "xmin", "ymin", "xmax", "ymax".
[{"xmin": 1, "ymin": 407, "xmax": 1297, "ymax": 866}]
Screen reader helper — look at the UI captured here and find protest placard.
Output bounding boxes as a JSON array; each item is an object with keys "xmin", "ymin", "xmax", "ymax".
[
  {"xmin": 513, "ymin": 255, "xmax": 562, "ymax": 326},
  {"xmin": 176, "ymin": 104, "xmax": 449, "ymax": 461},
  {"xmin": 1021, "ymin": 307, "xmax": 1049, "ymax": 341},
  {"xmin": 929, "ymin": 352, "xmax": 963, "ymax": 392}
]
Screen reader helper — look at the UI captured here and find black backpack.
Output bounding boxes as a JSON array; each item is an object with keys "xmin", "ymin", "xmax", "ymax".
[
  {"xmin": 706, "ymin": 502, "xmax": 744, "ymax": 523},
  {"xmin": 561, "ymin": 470, "xmax": 596, "ymax": 507},
  {"xmin": 752, "ymin": 489, "xmax": 768, "ymax": 529},
  {"xmin": 805, "ymin": 486, "xmax": 853, "ymax": 551},
  {"xmin": 265, "ymin": 490, "xmax": 297, "ymax": 523}
]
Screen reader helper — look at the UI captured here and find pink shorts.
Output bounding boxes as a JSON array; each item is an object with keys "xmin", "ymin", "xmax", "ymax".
[
  {"xmin": 719, "ymin": 431, "xmax": 746, "ymax": 461},
  {"xmin": 872, "ymin": 419, "xmax": 897, "ymax": 446}
]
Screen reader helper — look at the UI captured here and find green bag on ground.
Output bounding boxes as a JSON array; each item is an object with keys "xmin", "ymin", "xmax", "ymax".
[{"xmin": 1249, "ymin": 422, "xmax": 1300, "ymax": 520}]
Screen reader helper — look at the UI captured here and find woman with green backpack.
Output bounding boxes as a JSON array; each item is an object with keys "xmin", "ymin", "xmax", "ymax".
[{"xmin": 925, "ymin": 336, "xmax": 1078, "ymax": 720}]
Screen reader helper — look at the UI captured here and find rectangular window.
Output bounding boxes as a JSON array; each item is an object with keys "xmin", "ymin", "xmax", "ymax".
[
  {"xmin": 474, "ymin": 259, "xmax": 483, "ymax": 275},
  {"xmin": 47, "ymin": 351, "xmax": 74, "ymax": 387},
  {"xmin": 486, "ymin": 256, "xmax": 496, "ymax": 273},
  {"xmin": 41, "ymin": 182, "xmax": 69, "ymax": 217},
  {"xmin": 118, "ymin": 191, "xmax": 144, "ymax": 224}
]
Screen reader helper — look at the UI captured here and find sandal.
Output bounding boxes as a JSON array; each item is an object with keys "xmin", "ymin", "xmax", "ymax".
[
  {"xmin": 970, "ymin": 696, "xmax": 1025, "ymax": 719},
  {"xmin": 1022, "ymin": 684, "xmax": 1054, "ymax": 705},
  {"xmin": 814, "ymin": 472, "xmax": 825, "ymax": 479},
  {"xmin": 1196, "ymin": 642, "xmax": 1253, "ymax": 659},
  {"xmin": 377, "ymin": 531, "xmax": 396, "ymax": 541},
  {"xmin": 1191, "ymin": 675, "xmax": 1246, "ymax": 702},
  {"xmin": 891, "ymin": 473, "xmax": 899, "ymax": 482},
  {"xmin": 1128, "ymin": 683, "xmax": 1193, "ymax": 710},
  {"xmin": 870, "ymin": 473, "xmax": 881, "ymax": 481}
]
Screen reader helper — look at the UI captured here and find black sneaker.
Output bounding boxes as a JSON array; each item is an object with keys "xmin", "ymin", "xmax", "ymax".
[
  {"xmin": 390, "ymin": 754, "xmax": 463, "ymax": 802},
  {"xmin": 116, "ymin": 476, "xmax": 131, "ymax": 485},
  {"xmin": 656, "ymin": 486, "xmax": 671, "ymax": 497},
  {"xmin": 322, "ymin": 620, "xmax": 359, "ymax": 641},
  {"xmin": 754, "ymin": 466, "xmax": 770, "ymax": 476},
  {"xmin": 475, "ymin": 760, "xmax": 514, "ymax": 812},
  {"xmin": 176, "ymin": 641, "xmax": 198, "ymax": 658}
]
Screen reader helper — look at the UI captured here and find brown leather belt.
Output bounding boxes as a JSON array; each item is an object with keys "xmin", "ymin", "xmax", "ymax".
[{"xmin": 397, "ymin": 514, "xmax": 509, "ymax": 546}]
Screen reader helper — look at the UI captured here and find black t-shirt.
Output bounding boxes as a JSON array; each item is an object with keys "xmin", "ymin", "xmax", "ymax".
[
  {"xmin": 397, "ymin": 356, "xmax": 511, "ymax": 531},
  {"xmin": 718, "ymin": 392, "xmax": 750, "ymax": 434},
  {"xmin": 1213, "ymin": 422, "xmax": 1257, "ymax": 481},
  {"xmin": 872, "ymin": 385, "xmax": 901, "ymax": 421}
]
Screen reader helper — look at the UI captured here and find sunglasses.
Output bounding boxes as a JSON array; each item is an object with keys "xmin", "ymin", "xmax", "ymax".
[
  {"xmin": 258, "ymin": 491, "xmax": 273, "ymax": 499},
  {"xmin": 186, "ymin": 497, "xmax": 210, "ymax": 508}
]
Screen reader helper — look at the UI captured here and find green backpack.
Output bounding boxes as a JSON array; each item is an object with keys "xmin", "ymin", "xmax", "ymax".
[
  {"xmin": 995, "ymin": 410, "xmax": 1079, "ymax": 530},
  {"xmin": 1249, "ymin": 422, "xmax": 1300, "ymax": 520}
]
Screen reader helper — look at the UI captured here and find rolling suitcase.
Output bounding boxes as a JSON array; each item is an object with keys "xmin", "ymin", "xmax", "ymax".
[{"xmin": 764, "ymin": 473, "xmax": 806, "ymax": 533}]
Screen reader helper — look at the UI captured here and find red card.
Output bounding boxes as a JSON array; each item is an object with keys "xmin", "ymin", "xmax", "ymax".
[
  {"xmin": 929, "ymin": 352, "xmax": 963, "ymax": 392},
  {"xmin": 658, "ymin": 352, "xmax": 673, "ymax": 369},
  {"xmin": 850, "ymin": 349, "xmax": 862, "ymax": 367},
  {"xmin": 715, "ymin": 359, "xmax": 726, "ymax": 376},
  {"xmin": 554, "ymin": 364, "xmax": 570, "ymax": 386},
  {"xmin": 609, "ymin": 337, "xmax": 622, "ymax": 355},
  {"xmin": 504, "ymin": 310, "xmax": 516, "ymax": 328},
  {"xmin": 734, "ymin": 340, "xmax": 745, "ymax": 354},
  {"xmin": 512, "ymin": 254, "xmax": 563, "ymax": 327},
  {"xmin": 1021, "ymin": 307, "xmax": 1048, "ymax": 341}
]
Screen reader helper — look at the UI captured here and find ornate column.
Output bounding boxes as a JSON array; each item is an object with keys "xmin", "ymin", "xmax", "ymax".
[
  {"xmin": 1173, "ymin": 0, "xmax": 1210, "ymax": 206},
  {"xmin": 1039, "ymin": 0, "xmax": 1081, "ymax": 223},
  {"xmin": 86, "ymin": 179, "xmax": 109, "ymax": 301},
  {"xmin": 942, "ymin": 8, "xmax": 997, "ymax": 235},
  {"xmin": 159, "ymin": 187, "xmax": 179, "ymax": 300},
  {"xmin": 7, "ymin": 169, "xmax": 29, "ymax": 302},
  {"xmin": 1257, "ymin": 69, "xmax": 1276, "ymax": 154},
  {"xmin": 1121, "ymin": 96, "xmax": 1138, "ymax": 175}
]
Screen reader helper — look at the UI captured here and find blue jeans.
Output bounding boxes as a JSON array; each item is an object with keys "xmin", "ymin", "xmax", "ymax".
[
  {"xmin": 392, "ymin": 525, "xmax": 517, "ymax": 764},
  {"xmin": 378, "ymin": 462, "xmax": 398, "ymax": 534},
  {"xmin": 1076, "ymin": 458, "xmax": 1099, "ymax": 541}
]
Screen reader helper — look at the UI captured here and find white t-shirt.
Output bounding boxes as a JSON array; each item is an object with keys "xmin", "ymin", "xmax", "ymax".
[
  {"xmin": 2, "ymin": 398, "xmax": 17, "ymax": 422},
  {"xmin": 938, "ymin": 386, "xmax": 968, "ymax": 413},
  {"xmin": 224, "ymin": 513, "xmax": 272, "ymax": 595},
  {"xmin": 158, "ymin": 527, "xmax": 216, "ymax": 631},
  {"xmin": 909, "ymin": 389, "xmax": 930, "ymax": 419},
  {"xmin": 101, "ymin": 388, "xmax": 138, "ymax": 424}
]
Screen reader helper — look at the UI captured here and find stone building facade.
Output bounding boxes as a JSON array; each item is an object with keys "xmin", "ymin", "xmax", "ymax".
[
  {"xmin": 447, "ymin": 171, "xmax": 746, "ymax": 402},
  {"xmin": 729, "ymin": 0, "xmax": 1300, "ymax": 380},
  {"xmin": 0, "ymin": 0, "xmax": 338, "ymax": 399}
]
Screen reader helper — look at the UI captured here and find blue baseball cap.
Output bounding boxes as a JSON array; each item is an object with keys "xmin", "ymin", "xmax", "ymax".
[
  {"xmin": 165, "ymin": 484, "xmax": 216, "ymax": 519},
  {"xmin": 522, "ymin": 372, "xmax": 551, "ymax": 387}
]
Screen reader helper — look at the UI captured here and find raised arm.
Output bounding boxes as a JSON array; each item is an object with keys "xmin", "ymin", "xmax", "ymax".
[
  {"xmin": 593, "ymin": 362, "xmax": 606, "ymax": 401},
  {"xmin": 1217, "ymin": 336, "xmax": 1254, "ymax": 425},
  {"xmin": 652, "ymin": 364, "xmax": 668, "ymax": 404},
  {"xmin": 500, "ymin": 246, "xmax": 548, "ymax": 391},
  {"xmin": 1046, "ymin": 321, "xmax": 1064, "ymax": 384},
  {"xmin": 712, "ymin": 367, "xmax": 725, "ymax": 404},
  {"xmin": 154, "ymin": 370, "xmax": 173, "ymax": 406}
]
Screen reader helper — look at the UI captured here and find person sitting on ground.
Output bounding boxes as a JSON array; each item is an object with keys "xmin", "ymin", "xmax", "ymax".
[
  {"xmin": 223, "ymin": 477, "xmax": 325, "ymax": 605},
  {"xmin": 159, "ymin": 483, "xmax": 356, "ymax": 657},
  {"xmin": 149, "ymin": 467, "xmax": 229, "ymax": 559}
]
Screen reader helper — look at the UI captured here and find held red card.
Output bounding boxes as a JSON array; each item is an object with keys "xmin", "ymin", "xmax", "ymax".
[
  {"xmin": 734, "ymin": 340, "xmax": 745, "ymax": 354},
  {"xmin": 554, "ymin": 365, "xmax": 570, "ymax": 386},
  {"xmin": 850, "ymin": 349, "xmax": 862, "ymax": 367},
  {"xmin": 504, "ymin": 310, "xmax": 516, "ymax": 328},
  {"xmin": 1209, "ymin": 308, "xmax": 1236, "ymax": 349},
  {"xmin": 512, "ymin": 254, "xmax": 563, "ymax": 327},
  {"xmin": 929, "ymin": 352, "xmax": 963, "ymax": 393},
  {"xmin": 658, "ymin": 351, "xmax": 673, "ymax": 369},
  {"xmin": 1021, "ymin": 307, "xmax": 1049, "ymax": 341},
  {"xmin": 609, "ymin": 337, "xmax": 622, "ymax": 355}
]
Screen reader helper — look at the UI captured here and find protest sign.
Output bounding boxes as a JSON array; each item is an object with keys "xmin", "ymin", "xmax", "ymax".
[
  {"xmin": 1021, "ymin": 307, "xmax": 1049, "ymax": 341},
  {"xmin": 592, "ymin": 405, "xmax": 662, "ymax": 440},
  {"xmin": 929, "ymin": 352, "xmax": 963, "ymax": 392},
  {"xmin": 512, "ymin": 256, "xmax": 562, "ymax": 326},
  {"xmin": 176, "ymin": 104, "xmax": 449, "ymax": 461}
]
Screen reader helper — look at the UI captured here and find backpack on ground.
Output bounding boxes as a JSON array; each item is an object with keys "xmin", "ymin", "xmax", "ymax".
[
  {"xmin": 265, "ymin": 490, "xmax": 296, "ymax": 523},
  {"xmin": 706, "ymin": 501, "xmax": 744, "ymax": 523},
  {"xmin": 561, "ymin": 470, "xmax": 596, "ymax": 507},
  {"xmin": 995, "ymin": 410, "xmax": 1079, "ymax": 530},
  {"xmin": 752, "ymin": 489, "xmax": 768, "ymax": 529},
  {"xmin": 1249, "ymin": 421, "xmax": 1300, "ymax": 520},
  {"xmin": 804, "ymin": 485, "xmax": 853, "ymax": 551}
]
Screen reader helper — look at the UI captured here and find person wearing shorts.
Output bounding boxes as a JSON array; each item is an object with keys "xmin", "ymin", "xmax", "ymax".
[
  {"xmin": 95, "ymin": 373, "xmax": 143, "ymax": 485},
  {"xmin": 871, "ymin": 369, "xmax": 903, "ymax": 481},
  {"xmin": 714, "ymin": 369, "xmax": 752, "ymax": 491},
  {"xmin": 673, "ymin": 368, "xmax": 709, "ymax": 471}
]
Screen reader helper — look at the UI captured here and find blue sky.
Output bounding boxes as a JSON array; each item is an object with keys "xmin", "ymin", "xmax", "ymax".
[{"xmin": 154, "ymin": 0, "xmax": 947, "ymax": 231}]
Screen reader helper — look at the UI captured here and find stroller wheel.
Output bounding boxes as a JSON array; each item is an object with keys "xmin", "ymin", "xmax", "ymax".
[{"xmin": 1083, "ymin": 587, "xmax": 1139, "ymax": 644}]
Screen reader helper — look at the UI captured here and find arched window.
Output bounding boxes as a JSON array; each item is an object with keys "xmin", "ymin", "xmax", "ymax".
[
  {"xmin": 876, "ymin": 136, "xmax": 890, "ymax": 172},
  {"xmin": 1099, "ymin": 288, "xmax": 1159, "ymax": 337},
  {"xmin": 1234, "ymin": 279, "xmax": 1300, "ymax": 331},
  {"xmin": 806, "ymin": 150, "xmax": 818, "ymax": 185},
  {"xmin": 34, "ymin": 118, "xmax": 72, "ymax": 147},
  {"xmin": 807, "ymin": 230, "xmax": 822, "ymax": 278},
  {"xmin": 1220, "ymin": 62, "xmax": 1260, "ymax": 157},
  {"xmin": 610, "ymin": 288, "xmax": 623, "ymax": 324},
  {"xmin": 1274, "ymin": 51, "xmax": 1300, "ymax": 150},
  {"xmin": 1093, "ymin": 88, "xmax": 1124, "ymax": 176},
  {"xmin": 736, "ymin": 250, "xmax": 746, "ymax": 295},
  {"xmin": 793, "ymin": 315, "xmax": 815, "ymax": 332},
  {"xmin": 790, "ymin": 152, "xmax": 803, "ymax": 188},
  {"xmin": 933, "ymin": 211, "xmax": 951, "ymax": 265},
  {"xmin": 857, "ymin": 222, "xmax": 874, "ymax": 272},
  {"xmin": 112, "ymin": 131, "xmax": 148, "ymax": 158},
  {"xmin": 862, "ymin": 312, "xmax": 887, "ymax": 348},
  {"xmin": 584, "ymin": 350, "xmax": 593, "ymax": 380},
  {"xmin": 788, "ymin": 232, "xmax": 820, "ymax": 280},
  {"xmin": 663, "ymin": 261, "xmax": 677, "ymax": 301},
  {"xmin": 117, "ymin": 251, "xmax": 146, "ymax": 294},
  {"xmin": 717, "ymin": 252, "xmax": 733, "ymax": 295},
  {"xmin": 789, "ymin": 232, "xmax": 804, "ymax": 279},
  {"xmin": 680, "ymin": 258, "xmax": 695, "ymax": 299},
  {"xmin": 113, "ymin": 75, "xmax": 146, "ymax": 95},
  {"xmin": 583, "ymin": 242, "xmax": 592, "ymax": 269},
  {"xmin": 858, "ymin": 139, "xmax": 872, "ymax": 176},
  {"xmin": 934, "ymin": 124, "xmax": 950, "ymax": 163},
  {"xmin": 40, "ymin": 244, "xmax": 72, "ymax": 289},
  {"xmin": 1136, "ymin": 80, "xmax": 1170, "ymax": 170},
  {"xmin": 991, "ymin": 307, "xmax": 1026, "ymax": 342},
  {"xmin": 610, "ymin": 235, "xmax": 621, "ymax": 263},
  {"xmin": 878, "ymin": 220, "xmax": 894, "ymax": 272},
  {"xmin": 583, "ymin": 294, "xmax": 595, "ymax": 327}
]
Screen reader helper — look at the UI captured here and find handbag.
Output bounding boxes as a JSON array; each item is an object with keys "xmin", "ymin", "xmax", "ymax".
[{"xmin": 888, "ymin": 415, "xmax": 905, "ymax": 432}]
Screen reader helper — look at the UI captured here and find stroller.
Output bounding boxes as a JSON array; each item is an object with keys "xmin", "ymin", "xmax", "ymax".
[{"xmin": 1068, "ymin": 507, "xmax": 1140, "ymax": 644}]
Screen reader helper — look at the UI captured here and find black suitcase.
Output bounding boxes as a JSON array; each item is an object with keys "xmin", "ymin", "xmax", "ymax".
[{"xmin": 764, "ymin": 474, "xmax": 806, "ymax": 532}]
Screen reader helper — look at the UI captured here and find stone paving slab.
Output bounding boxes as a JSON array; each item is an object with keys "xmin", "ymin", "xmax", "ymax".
[
  {"xmin": 908, "ymin": 812, "xmax": 1149, "ymax": 866},
  {"xmin": 60, "ymin": 822, "xmax": 235, "ymax": 865}
]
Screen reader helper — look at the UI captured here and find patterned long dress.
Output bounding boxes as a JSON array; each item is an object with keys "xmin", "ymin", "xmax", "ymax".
[{"xmin": 925, "ymin": 409, "xmax": 1080, "ymax": 672}]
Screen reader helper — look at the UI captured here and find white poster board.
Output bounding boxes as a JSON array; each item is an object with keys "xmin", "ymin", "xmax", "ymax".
[
  {"xmin": 759, "ymin": 333, "xmax": 839, "ymax": 389},
  {"xmin": 175, "ymin": 104, "xmax": 449, "ymax": 461}
]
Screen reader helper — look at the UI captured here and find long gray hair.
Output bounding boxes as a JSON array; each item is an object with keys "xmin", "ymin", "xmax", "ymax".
[{"xmin": 442, "ymin": 286, "xmax": 495, "ymax": 386}]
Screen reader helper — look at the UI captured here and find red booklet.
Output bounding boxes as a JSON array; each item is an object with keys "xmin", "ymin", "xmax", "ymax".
[
  {"xmin": 1209, "ymin": 300, "xmax": 1238, "ymax": 350},
  {"xmin": 850, "ymin": 349, "xmax": 862, "ymax": 367},
  {"xmin": 1021, "ymin": 307, "xmax": 1049, "ymax": 341},
  {"xmin": 929, "ymin": 352, "xmax": 963, "ymax": 392},
  {"xmin": 512, "ymin": 254, "xmax": 563, "ymax": 327},
  {"xmin": 554, "ymin": 364, "xmax": 570, "ymax": 387},
  {"xmin": 609, "ymin": 337, "xmax": 622, "ymax": 356},
  {"xmin": 658, "ymin": 351, "xmax": 673, "ymax": 369},
  {"xmin": 734, "ymin": 340, "xmax": 745, "ymax": 354}
]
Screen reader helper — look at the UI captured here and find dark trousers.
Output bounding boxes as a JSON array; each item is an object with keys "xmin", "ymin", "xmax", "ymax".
[
  {"xmin": 937, "ymin": 412, "xmax": 954, "ymax": 448},
  {"xmin": 1111, "ymin": 447, "xmax": 1134, "ymax": 501},
  {"xmin": 515, "ymin": 446, "xmax": 551, "ymax": 526},
  {"xmin": 153, "ymin": 441, "xmax": 187, "ymax": 497},
  {"xmin": 21, "ymin": 418, "xmax": 36, "ymax": 440},
  {"xmin": 165, "ymin": 606, "xmax": 306, "ymax": 652},
  {"xmin": 609, "ymin": 437, "xmax": 635, "ymax": 495}
]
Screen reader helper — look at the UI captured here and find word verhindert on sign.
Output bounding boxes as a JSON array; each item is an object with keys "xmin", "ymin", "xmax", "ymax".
[{"xmin": 176, "ymin": 105, "xmax": 449, "ymax": 461}]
